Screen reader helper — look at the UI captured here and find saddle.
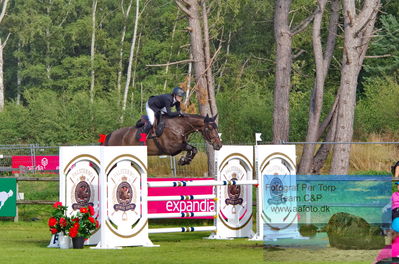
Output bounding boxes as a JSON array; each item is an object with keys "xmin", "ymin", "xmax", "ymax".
[{"xmin": 134, "ymin": 115, "xmax": 165, "ymax": 141}]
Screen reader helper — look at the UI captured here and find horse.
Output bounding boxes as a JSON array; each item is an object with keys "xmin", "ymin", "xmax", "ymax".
[{"xmin": 100, "ymin": 114, "xmax": 222, "ymax": 166}]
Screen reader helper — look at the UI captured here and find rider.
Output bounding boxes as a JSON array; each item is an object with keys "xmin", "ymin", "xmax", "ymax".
[{"xmin": 142, "ymin": 87, "xmax": 186, "ymax": 134}]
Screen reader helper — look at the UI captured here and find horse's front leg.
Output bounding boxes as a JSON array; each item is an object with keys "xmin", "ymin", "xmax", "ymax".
[{"xmin": 178, "ymin": 144, "xmax": 198, "ymax": 166}]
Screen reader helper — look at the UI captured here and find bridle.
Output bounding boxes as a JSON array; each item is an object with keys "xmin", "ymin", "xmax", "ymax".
[{"xmin": 202, "ymin": 122, "xmax": 220, "ymax": 145}]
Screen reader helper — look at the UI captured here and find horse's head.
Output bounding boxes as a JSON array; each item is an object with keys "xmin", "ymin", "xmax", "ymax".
[{"xmin": 202, "ymin": 114, "xmax": 222, "ymax": 150}]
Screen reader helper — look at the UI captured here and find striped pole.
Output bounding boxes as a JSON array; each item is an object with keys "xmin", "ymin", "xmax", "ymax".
[
  {"xmin": 148, "ymin": 212, "xmax": 217, "ymax": 219},
  {"xmin": 147, "ymin": 194, "xmax": 216, "ymax": 201},
  {"xmin": 149, "ymin": 226, "xmax": 216, "ymax": 234},
  {"xmin": 148, "ymin": 179, "xmax": 258, "ymax": 188}
]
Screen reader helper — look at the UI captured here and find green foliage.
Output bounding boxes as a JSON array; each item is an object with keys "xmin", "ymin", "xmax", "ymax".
[
  {"xmin": 0, "ymin": 103, "xmax": 29, "ymax": 144},
  {"xmin": 0, "ymin": 0, "xmax": 394, "ymax": 145},
  {"xmin": 217, "ymin": 86, "xmax": 273, "ymax": 144},
  {"xmin": 350, "ymin": 171, "xmax": 390, "ymax": 176},
  {"xmin": 364, "ymin": 14, "xmax": 399, "ymax": 77},
  {"xmin": 0, "ymin": 89, "xmax": 138, "ymax": 145},
  {"xmin": 289, "ymin": 90, "xmax": 310, "ymax": 141},
  {"xmin": 355, "ymin": 77, "xmax": 399, "ymax": 134}
]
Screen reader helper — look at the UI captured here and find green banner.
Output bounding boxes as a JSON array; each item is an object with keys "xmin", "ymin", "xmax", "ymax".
[{"xmin": 0, "ymin": 178, "xmax": 16, "ymax": 217}]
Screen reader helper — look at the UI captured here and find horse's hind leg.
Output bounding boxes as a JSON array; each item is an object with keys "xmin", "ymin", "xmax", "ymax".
[{"xmin": 178, "ymin": 144, "xmax": 198, "ymax": 166}]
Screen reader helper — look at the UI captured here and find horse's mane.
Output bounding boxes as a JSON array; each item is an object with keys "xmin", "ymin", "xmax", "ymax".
[
  {"xmin": 163, "ymin": 113, "xmax": 204, "ymax": 120},
  {"xmin": 182, "ymin": 113, "xmax": 204, "ymax": 119}
]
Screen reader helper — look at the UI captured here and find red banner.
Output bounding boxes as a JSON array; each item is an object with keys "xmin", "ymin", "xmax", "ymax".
[{"xmin": 12, "ymin": 156, "xmax": 59, "ymax": 173}]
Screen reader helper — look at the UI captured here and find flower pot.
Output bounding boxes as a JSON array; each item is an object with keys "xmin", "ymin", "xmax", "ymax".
[
  {"xmin": 59, "ymin": 233, "xmax": 72, "ymax": 249},
  {"xmin": 72, "ymin": 237, "xmax": 85, "ymax": 249}
]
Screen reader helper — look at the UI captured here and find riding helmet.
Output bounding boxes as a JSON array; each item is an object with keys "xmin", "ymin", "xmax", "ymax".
[{"xmin": 172, "ymin": 87, "xmax": 186, "ymax": 97}]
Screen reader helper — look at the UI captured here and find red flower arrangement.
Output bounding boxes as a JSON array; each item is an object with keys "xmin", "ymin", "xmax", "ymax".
[
  {"xmin": 48, "ymin": 202, "xmax": 72, "ymax": 235},
  {"xmin": 68, "ymin": 205, "xmax": 99, "ymax": 239}
]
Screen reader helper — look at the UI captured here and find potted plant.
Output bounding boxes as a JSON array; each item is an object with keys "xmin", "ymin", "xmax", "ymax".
[
  {"xmin": 48, "ymin": 201, "xmax": 72, "ymax": 249},
  {"xmin": 68, "ymin": 205, "xmax": 99, "ymax": 249}
]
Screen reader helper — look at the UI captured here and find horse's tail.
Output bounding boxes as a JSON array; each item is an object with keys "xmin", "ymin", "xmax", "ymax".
[{"xmin": 98, "ymin": 134, "xmax": 111, "ymax": 146}]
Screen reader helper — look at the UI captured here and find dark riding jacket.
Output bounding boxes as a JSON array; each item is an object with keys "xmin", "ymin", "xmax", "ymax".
[{"xmin": 148, "ymin": 94, "xmax": 181, "ymax": 117}]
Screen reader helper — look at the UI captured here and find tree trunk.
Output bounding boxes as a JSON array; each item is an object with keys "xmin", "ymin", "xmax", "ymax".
[
  {"xmin": 45, "ymin": 4, "xmax": 51, "ymax": 81},
  {"xmin": 330, "ymin": 0, "xmax": 380, "ymax": 174},
  {"xmin": 130, "ymin": 33, "xmax": 141, "ymax": 106},
  {"xmin": 272, "ymin": 0, "xmax": 292, "ymax": 143},
  {"xmin": 0, "ymin": 40, "xmax": 4, "ymax": 112},
  {"xmin": 121, "ymin": 0, "xmax": 140, "ymax": 122},
  {"xmin": 184, "ymin": 50, "xmax": 193, "ymax": 105},
  {"xmin": 202, "ymin": 0, "xmax": 218, "ymax": 176},
  {"xmin": 117, "ymin": 0, "xmax": 133, "ymax": 107},
  {"xmin": 185, "ymin": 0, "xmax": 210, "ymax": 116},
  {"xmin": 311, "ymin": 110, "xmax": 338, "ymax": 173},
  {"xmin": 176, "ymin": 0, "xmax": 217, "ymax": 176},
  {"xmin": 298, "ymin": 0, "xmax": 339, "ymax": 175},
  {"xmin": 0, "ymin": 0, "xmax": 9, "ymax": 112},
  {"xmin": 202, "ymin": 0, "xmax": 217, "ymax": 117},
  {"xmin": 90, "ymin": 0, "xmax": 97, "ymax": 104},
  {"xmin": 16, "ymin": 42, "xmax": 21, "ymax": 105},
  {"xmin": 185, "ymin": 0, "xmax": 211, "ymax": 177}
]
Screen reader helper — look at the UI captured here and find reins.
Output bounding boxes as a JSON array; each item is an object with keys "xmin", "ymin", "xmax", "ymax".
[{"xmin": 179, "ymin": 116, "xmax": 219, "ymax": 144}]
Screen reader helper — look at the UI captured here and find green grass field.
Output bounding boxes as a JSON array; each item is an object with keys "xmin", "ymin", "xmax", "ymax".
[
  {"xmin": 0, "ymin": 221, "xmax": 382, "ymax": 264},
  {"xmin": 0, "ymin": 221, "xmax": 264, "ymax": 264}
]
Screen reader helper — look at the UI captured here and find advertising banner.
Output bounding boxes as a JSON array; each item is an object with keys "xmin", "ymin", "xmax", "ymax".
[
  {"xmin": 0, "ymin": 178, "xmax": 16, "ymax": 217},
  {"xmin": 12, "ymin": 156, "xmax": 59, "ymax": 173}
]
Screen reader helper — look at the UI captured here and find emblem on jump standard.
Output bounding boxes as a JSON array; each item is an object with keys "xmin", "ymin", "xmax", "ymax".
[
  {"xmin": 113, "ymin": 178, "xmax": 136, "ymax": 212},
  {"xmin": 72, "ymin": 176, "xmax": 94, "ymax": 210},
  {"xmin": 267, "ymin": 177, "xmax": 287, "ymax": 205},
  {"xmin": 225, "ymin": 173, "xmax": 243, "ymax": 206}
]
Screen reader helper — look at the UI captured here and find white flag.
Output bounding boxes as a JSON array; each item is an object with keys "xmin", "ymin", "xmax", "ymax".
[{"xmin": 255, "ymin": 133, "xmax": 262, "ymax": 142}]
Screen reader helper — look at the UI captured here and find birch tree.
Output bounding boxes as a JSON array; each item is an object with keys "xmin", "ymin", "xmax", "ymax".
[
  {"xmin": 0, "ymin": 0, "xmax": 9, "ymax": 112},
  {"xmin": 117, "ymin": 0, "xmax": 133, "ymax": 107},
  {"xmin": 89, "ymin": 0, "xmax": 97, "ymax": 104},
  {"xmin": 121, "ymin": 0, "xmax": 140, "ymax": 122}
]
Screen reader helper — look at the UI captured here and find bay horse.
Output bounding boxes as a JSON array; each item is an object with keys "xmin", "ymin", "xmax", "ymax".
[{"xmin": 100, "ymin": 114, "xmax": 222, "ymax": 166}]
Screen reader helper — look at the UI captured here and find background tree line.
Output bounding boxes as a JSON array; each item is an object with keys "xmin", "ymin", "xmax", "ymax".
[{"xmin": 0, "ymin": 0, "xmax": 397, "ymax": 175}]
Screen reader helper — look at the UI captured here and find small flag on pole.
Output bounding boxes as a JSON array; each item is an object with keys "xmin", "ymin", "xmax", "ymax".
[{"xmin": 255, "ymin": 133, "xmax": 262, "ymax": 143}]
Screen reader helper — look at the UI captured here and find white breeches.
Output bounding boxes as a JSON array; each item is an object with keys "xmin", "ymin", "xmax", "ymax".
[
  {"xmin": 146, "ymin": 102, "xmax": 167, "ymax": 125},
  {"xmin": 146, "ymin": 102, "xmax": 155, "ymax": 125}
]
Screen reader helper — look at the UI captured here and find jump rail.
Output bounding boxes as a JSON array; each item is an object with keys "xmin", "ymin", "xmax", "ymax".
[
  {"xmin": 147, "ymin": 179, "xmax": 258, "ymax": 188},
  {"xmin": 149, "ymin": 226, "xmax": 216, "ymax": 234}
]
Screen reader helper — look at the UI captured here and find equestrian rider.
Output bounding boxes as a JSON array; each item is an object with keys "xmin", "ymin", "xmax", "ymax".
[{"xmin": 143, "ymin": 87, "xmax": 186, "ymax": 134}]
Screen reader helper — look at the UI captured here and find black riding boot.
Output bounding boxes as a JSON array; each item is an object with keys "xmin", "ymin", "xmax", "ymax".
[{"xmin": 156, "ymin": 118, "xmax": 165, "ymax": 137}]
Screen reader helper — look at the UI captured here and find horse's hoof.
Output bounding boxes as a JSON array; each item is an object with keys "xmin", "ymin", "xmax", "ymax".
[{"xmin": 178, "ymin": 157, "xmax": 190, "ymax": 166}]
